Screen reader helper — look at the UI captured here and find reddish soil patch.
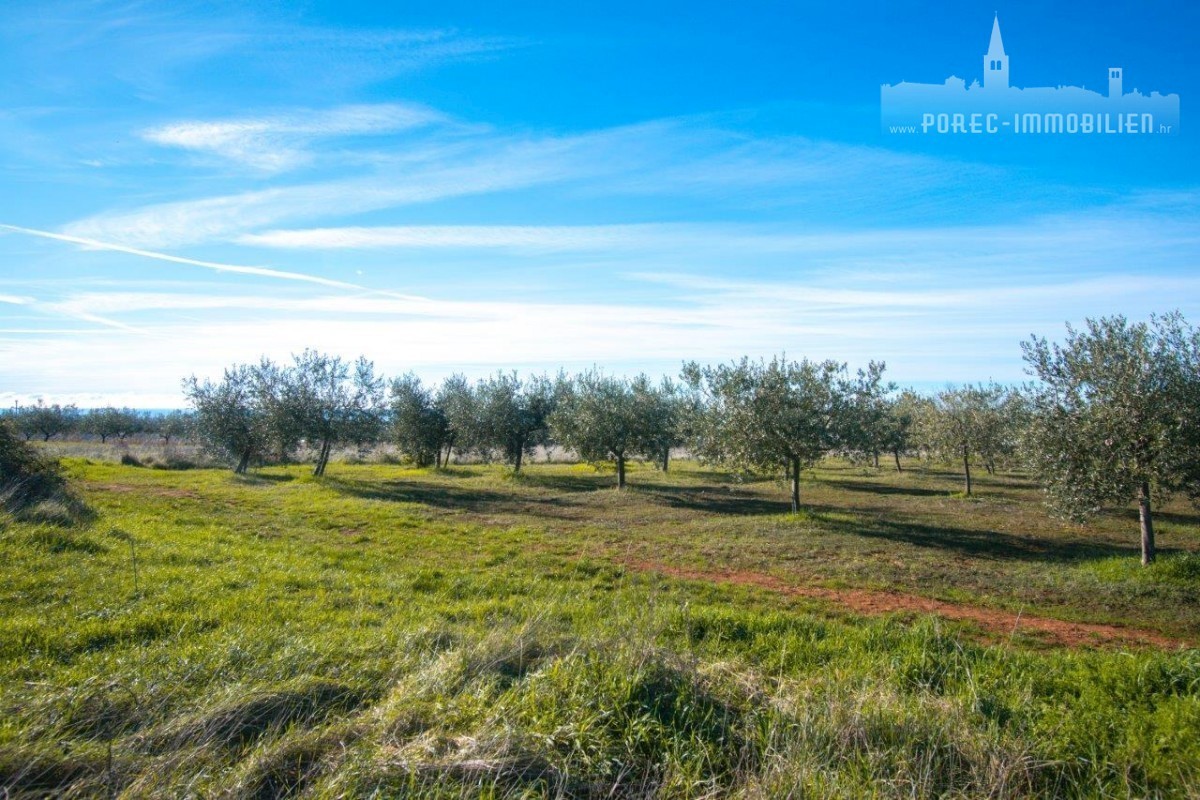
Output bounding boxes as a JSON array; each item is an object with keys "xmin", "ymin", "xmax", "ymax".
[{"xmin": 626, "ymin": 560, "xmax": 1190, "ymax": 650}]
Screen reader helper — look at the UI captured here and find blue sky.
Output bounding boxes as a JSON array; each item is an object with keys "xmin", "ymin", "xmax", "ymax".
[{"xmin": 1, "ymin": 0, "xmax": 1197, "ymax": 407}]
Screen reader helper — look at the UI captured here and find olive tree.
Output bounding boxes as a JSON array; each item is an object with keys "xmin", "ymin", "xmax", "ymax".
[
  {"xmin": 282, "ymin": 349, "xmax": 385, "ymax": 476},
  {"xmin": 683, "ymin": 356, "xmax": 844, "ymax": 512},
  {"xmin": 837, "ymin": 361, "xmax": 895, "ymax": 467},
  {"xmin": 83, "ymin": 406, "xmax": 142, "ymax": 444},
  {"xmin": 549, "ymin": 370, "xmax": 663, "ymax": 489},
  {"xmin": 1021, "ymin": 313, "xmax": 1200, "ymax": 565},
  {"xmin": 880, "ymin": 390, "xmax": 925, "ymax": 472},
  {"xmin": 390, "ymin": 373, "xmax": 448, "ymax": 468},
  {"xmin": 980, "ymin": 389, "xmax": 1029, "ymax": 474},
  {"xmin": 156, "ymin": 410, "xmax": 193, "ymax": 445},
  {"xmin": 241, "ymin": 357, "xmax": 305, "ymax": 463},
  {"xmin": 436, "ymin": 373, "xmax": 480, "ymax": 466},
  {"xmin": 184, "ymin": 365, "xmax": 273, "ymax": 473},
  {"xmin": 918, "ymin": 383, "xmax": 1009, "ymax": 496},
  {"xmin": 640, "ymin": 377, "xmax": 687, "ymax": 472},
  {"xmin": 4, "ymin": 404, "xmax": 35, "ymax": 440},
  {"xmin": 476, "ymin": 372, "xmax": 555, "ymax": 472},
  {"xmin": 13, "ymin": 400, "xmax": 80, "ymax": 442}
]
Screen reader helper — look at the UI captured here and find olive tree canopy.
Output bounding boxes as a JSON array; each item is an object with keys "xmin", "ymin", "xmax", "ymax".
[
  {"xmin": 184, "ymin": 365, "xmax": 273, "ymax": 474},
  {"xmin": 1022, "ymin": 313, "xmax": 1200, "ymax": 565},
  {"xmin": 186, "ymin": 350, "xmax": 384, "ymax": 475},
  {"xmin": 283, "ymin": 350, "xmax": 386, "ymax": 476},
  {"xmin": 9, "ymin": 400, "xmax": 80, "ymax": 442},
  {"xmin": 475, "ymin": 372, "xmax": 555, "ymax": 472},
  {"xmin": 918, "ymin": 383, "xmax": 1012, "ymax": 496},
  {"xmin": 389, "ymin": 373, "xmax": 448, "ymax": 468},
  {"xmin": 683, "ymin": 356, "xmax": 844, "ymax": 512},
  {"xmin": 549, "ymin": 370, "xmax": 665, "ymax": 489}
]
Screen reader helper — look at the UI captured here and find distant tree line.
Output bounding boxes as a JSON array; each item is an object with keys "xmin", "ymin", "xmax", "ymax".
[
  {"xmin": 0, "ymin": 402, "xmax": 193, "ymax": 445},
  {"xmin": 6, "ymin": 313, "xmax": 1198, "ymax": 566}
]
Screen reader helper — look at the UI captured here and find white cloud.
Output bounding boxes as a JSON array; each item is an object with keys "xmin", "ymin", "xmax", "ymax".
[
  {"xmin": 629, "ymin": 272, "xmax": 1200, "ymax": 311},
  {"xmin": 0, "ymin": 290, "xmax": 141, "ymax": 334},
  {"xmin": 238, "ymin": 224, "xmax": 681, "ymax": 251},
  {"xmin": 8, "ymin": 263, "xmax": 1197, "ymax": 407},
  {"xmin": 0, "ymin": 3, "xmax": 517, "ymax": 100},
  {"xmin": 61, "ymin": 132, "xmax": 589, "ymax": 248},
  {"xmin": 143, "ymin": 103, "xmax": 446, "ymax": 171},
  {"xmin": 235, "ymin": 213, "xmax": 1200, "ymax": 266},
  {"xmin": 47, "ymin": 270, "xmax": 1197, "ymax": 324},
  {"xmin": 62, "ymin": 121, "xmax": 1005, "ymax": 249}
]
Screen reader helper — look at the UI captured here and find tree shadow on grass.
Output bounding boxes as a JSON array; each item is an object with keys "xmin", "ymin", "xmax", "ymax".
[
  {"xmin": 1146, "ymin": 508, "xmax": 1200, "ymax": 527},
  {"xmin": 985, "ymin": 477, "xmax": 1041, "ymax": 490},
  {"xmin": 667, "ymin": 468, "xmax": 760, "ymax": 487},
  {"xmin": 635, "ymin": 484, "xmax": 790, "ymax": 516},
  {"xmin": 510, "ymin": 471, "xmax": 620, "ymax": 493},
  {"xmin": 430, "ymin": 466, "xmax": 485, "ymax": 479},
  {"xmin": 234, "ymin": 472, "xmax": 295, "ymax": 485},
  {"xmin": 324, "ymin": 477, "xmax": 593, "ymax": 522},
  {"xmin": 327, "ymin": 470, "xmax": 1162, "ymax": 566},
  {"xmin": 832, "ymin": 480, "xmax": 951, "ymax": 498},
  {"xmin": 802, "ymin": 503, "xmax": 1146, "ymax": 565}
]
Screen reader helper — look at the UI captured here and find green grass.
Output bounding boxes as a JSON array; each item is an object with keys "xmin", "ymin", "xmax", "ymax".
[{"xmin": 2, "ymin": 456, "xmax": 1200, "ymax": 797}]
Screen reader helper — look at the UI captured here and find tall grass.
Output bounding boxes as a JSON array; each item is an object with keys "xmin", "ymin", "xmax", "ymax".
[{"xmin": 2, "ymin": 459, "xmax": 1198, "ymax": 797}]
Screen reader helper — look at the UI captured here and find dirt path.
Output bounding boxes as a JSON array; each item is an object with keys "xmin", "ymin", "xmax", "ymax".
[{"xmin": 626, "ymin": 560, "xmax": 1190, "ymax": 650}]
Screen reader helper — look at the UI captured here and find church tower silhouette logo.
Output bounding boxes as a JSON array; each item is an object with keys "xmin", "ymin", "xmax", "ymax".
[
  {"xmin": 881, "ymin": 15, "xmax": 1179, "ymax": 135},
  {"xmin": 983, "ymin": 15, "xmax": 1008, "ymax": 91}
]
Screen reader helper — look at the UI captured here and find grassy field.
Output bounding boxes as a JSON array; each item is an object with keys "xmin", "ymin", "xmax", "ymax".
[{"xmin": 3, "ymin": 454, "xmax": 1200, "ymax": 797}]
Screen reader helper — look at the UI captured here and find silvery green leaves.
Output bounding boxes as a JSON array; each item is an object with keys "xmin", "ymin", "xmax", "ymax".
[
  {"xmin": 681, "ymin": 356, "xmax": 845, "ymax": 512},
  {"xmin": 1021, "ymin": 312, "xmax": 1200, "ymax": 564}
]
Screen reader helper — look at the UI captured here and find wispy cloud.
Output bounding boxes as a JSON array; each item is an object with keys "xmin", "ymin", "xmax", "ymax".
[
  {"xmin": 60, "ymin": 132, "xmax": 592, "ymax": 248},
  {"xmin": 0, "ymin": 4, "xmax": 517, "ymax": 101},
  {"xmin": 8, "ymin": 262, "xmax": 1196, "ymax": 406},
  {"xmin": 629, "ymin": 271, "xmax": 1200, "ymax": 311},
  {"xmin": 236, "ymin": 212, "xmax": 1200, "ymax": 266},
  {"xmin": 226, "ymin": 207, "xmax": 1200, "ymax": 305},
  {"xmin": 257, "ymin": 27, "xmax": 518, "ymax": 83},
  {"xmin": 0, "ymin": 283, "xmax": 141, "ymax": 333},
  {"xmin": 62, "ymin": 121, "xmax": 993, "ymax": 249},
  {"xmin": 143, "ymin": 103, "xmax": 448, "ymax": 171},
  {"xmin": 238, "ymin": 224, "xmax": 681, "ymax": 251},
  {"xmin": 61, "ymin": 106, "xmax": 1131, "ymax": 252}
]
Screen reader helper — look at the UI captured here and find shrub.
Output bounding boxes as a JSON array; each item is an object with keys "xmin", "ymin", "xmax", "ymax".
[{"xmin": 0, "ymin": 421, "xmax": 67, "ymax": 511}]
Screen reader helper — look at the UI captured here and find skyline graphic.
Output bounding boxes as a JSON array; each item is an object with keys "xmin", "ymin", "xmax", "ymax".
[{"xmin": 882, "ymin": 15, "xmax": 1180, "ymax": 135}]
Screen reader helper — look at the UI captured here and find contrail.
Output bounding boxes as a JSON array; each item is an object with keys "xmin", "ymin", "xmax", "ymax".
[{"xmin": 0, "ymin": 223, "xmax": 366, "ymax": 291}]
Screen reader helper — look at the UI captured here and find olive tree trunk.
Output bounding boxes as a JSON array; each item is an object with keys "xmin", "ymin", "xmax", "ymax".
[
  {"xmin": 318, "ymin": 438, "xmax": 337, "ymax": 476},
  {"xmin": 962, "ymin": 446, "xmax": 972, "ymax": 496},
  {"xmin": 789, "ymin": 455, "xmax": 801, "ymax": 513},
  {"xmin": 1139, "ymin": 480, "xmax": 1156, "ymax": 565}
]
